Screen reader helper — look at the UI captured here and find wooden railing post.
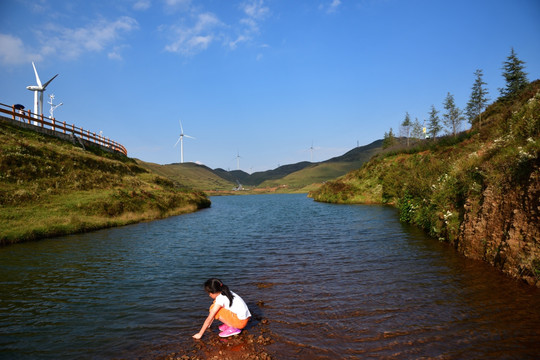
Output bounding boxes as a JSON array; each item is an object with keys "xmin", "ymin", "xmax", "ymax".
[{"xmin": 0, "ymin": 103, "xmax": 127, "ymax": 156}]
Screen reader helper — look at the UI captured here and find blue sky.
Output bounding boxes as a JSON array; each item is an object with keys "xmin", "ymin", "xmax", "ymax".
[{"xmin": 1, "ymin": 0, "xmax": 539, "ymax": 172}]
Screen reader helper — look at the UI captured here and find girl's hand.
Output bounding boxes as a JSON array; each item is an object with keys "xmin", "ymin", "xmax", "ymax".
[{"xmin": 193, "ymin": 303, "xmax": 220, "ymax": 340}]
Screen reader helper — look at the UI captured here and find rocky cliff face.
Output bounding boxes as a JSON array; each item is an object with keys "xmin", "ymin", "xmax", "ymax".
[{"xmin": 458, "ymin": 165, "xmax": 540, "ymax": 286}]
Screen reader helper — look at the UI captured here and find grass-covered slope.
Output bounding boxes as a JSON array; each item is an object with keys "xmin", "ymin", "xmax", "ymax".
[
  {"xmin": 257, "ymin": 140, "xmax": 384, "ymax": 192},
  {"xmin": 136, "ymin": 160, "xmax": 235, "ymax": 191},
  {"xmin": 258, "ymin": 162, "xmax": 363, "ymax": 191},
  {"xmin": 309, "ymin": 80, "xmax": 540, "ymax": 285},
  {"xmin": 0, "ymin": 122, "xmax": 210, "ymax": 245}
]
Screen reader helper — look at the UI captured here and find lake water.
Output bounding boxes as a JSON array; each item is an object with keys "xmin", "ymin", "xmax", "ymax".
[{"xmin": 1, "ymin": 193, "xmax": 540, "ymax": 359}]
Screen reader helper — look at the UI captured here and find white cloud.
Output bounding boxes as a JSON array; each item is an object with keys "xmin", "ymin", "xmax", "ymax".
[
  {"xmin": 240, "ymin": 17, "xmax": 258, "ymax": 33},
  {"xmin": 0, "ymin": 17, "xmax": 139, "ymax": 65},
  {"xmin": 29, "ymin": 0, "xmax": 48, "ymax": 14},
  {"xmin": 108, "ymin": 45, "xmax": 128, "ymax": 60},
  {"xmin": 188, "ymin": 35, "xmax": 213, "ymax": 50},
  {"xmin": 241, "ymin": 0, "xmax": 269, "ymax": 20},
  {"xmin": 41, "ymin": 16, "xmax": 138, "ymax": 60},
  {"xmin": 229, "ymin": 35, "xmax": 248, "ymax": 50},
  {"xmin": 165, "ymin": 12, "xmax": 222, "ymax": 55},
  {"xmin": 164, "ymin": 0, "xmax": 191, "ymax": 12},
  {"xmin": 133, "ymin": 0, "xmax": 151, "ymax": 11},
  {"xmin": 0, "ymin": 33, "xmax": 43, "ymax": 65},
  {"xmin": 164, "ymin": 0, "xmax": 190, "ymax": 6},
  {"xmin": 321, "ymin": 0, "xmax": 342, "ymax": 14},
  {"xmin": 164, "ymin": 0, "xmax": 270, "ymax": 56},
  {"xmin": 227, "ymin": 0, "xmax": 270, "ymax": 50}
]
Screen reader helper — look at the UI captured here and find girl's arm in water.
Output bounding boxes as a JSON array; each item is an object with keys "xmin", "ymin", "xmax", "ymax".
[{"xmin": 193, "ymin": 304, "xmax": 221, "ymax": 339}]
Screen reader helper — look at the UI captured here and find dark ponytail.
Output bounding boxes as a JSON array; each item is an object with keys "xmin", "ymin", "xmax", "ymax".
[{"xmin": 204, "ymin": 278, "xmax": 234, "ymax": 307}]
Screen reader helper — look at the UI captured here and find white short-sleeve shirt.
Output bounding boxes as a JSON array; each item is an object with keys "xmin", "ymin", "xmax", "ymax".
[{"xmin": 215, "ymin": 291, "xmax": 251, "ymax": 320}]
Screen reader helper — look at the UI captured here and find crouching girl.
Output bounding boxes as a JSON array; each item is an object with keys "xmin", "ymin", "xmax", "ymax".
[{"xmin": 192, "ymin": 278, "xmax": 251, "ymax": 339}]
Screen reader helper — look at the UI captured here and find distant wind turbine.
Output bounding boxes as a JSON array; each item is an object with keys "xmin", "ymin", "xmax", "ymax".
[
  {"xmin": 309, "ymin": 141, "xmax": 314, "ymax": 162},
  {"xmin": 236, "ymin": 151, "xmax": 242, "ymax": 170},
  {"xmin": 26, "ymin": 62, "xmax": 58, "ymax": 120},
  {"xmin": 173, "ymin": 119, "xmax": 195, "ymax": 163}
]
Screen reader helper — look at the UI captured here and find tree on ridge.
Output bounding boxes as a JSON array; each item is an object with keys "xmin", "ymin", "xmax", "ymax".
[
  {"xmin": 427, "ymin": 105, "xmax": 442, "ymax": 140},
  {"xmin": 383, "ymin": 128, "xmax": 396, "ymax": 149},
  {"xmin": 443, "ymin": 93, "xmax": 464, "ymax": 137},
  {"xmin": 500, "ymin": 47, "xmax": 528, "ymax": 98},
  {"xmin": 401, "ymin": 112, "xmax": 412, "ymax": 147},
  {"xmin": 411, "ymin": 117, "xmax": 423, "ymax": 140},
  {"xmin": 465, "ymin": 69, "xmax": 490, "ymax": 128}
]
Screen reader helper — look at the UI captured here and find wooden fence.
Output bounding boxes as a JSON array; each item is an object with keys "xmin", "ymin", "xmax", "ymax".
[{"xmin": 0, "ymin": 102, "xmax": 127, "ymax": 156}]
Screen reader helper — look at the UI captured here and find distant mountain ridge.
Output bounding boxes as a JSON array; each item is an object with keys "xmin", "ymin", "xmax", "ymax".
[
  {"xmin": 324, "ymin": 139, "xmax": 383, "ymax": 163},
  {"xmin": 136, "ymin": 139, "xmax": 384, "ymax": 192}
]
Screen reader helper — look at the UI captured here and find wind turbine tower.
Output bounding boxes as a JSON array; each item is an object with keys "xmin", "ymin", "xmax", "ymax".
[
  {"xmin": 173, "ymin": 120, "xmax": 195, "ymax": 163},
  {"xmin": 26, "ymin": 62, "xmax": 58, "ymax": 119}
]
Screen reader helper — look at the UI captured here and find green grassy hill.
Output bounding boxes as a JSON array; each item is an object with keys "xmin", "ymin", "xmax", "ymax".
[
  {"xmin": 0, "ymin": 122, "xmax": 210, "ymax": 245},
  {"xmin": 258, "ymin": 140, "xmax": 384, "ymax": 191},
  {"xmin": 324, "ymin": 139, "xmax": 383, "ymax": 163},
  {"xmin": 259, "ymin": 162, "xmax": 361, "ymax": 191},
  {"xmin": 240, "ymin": 161, "xmax": 313, "ymax": 186},
  {"xmin": 136, "ymin": 160, "xmax": 235, "ymax": 191},
  {"xmin": 310, "ymin": 80, "xmax": 540, "ymax": 285}
]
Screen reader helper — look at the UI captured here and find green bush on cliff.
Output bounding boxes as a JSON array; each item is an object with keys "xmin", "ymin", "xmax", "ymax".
[{"xmin": 310, "ymin": 81, "xmax": 540, "ymax": 246}]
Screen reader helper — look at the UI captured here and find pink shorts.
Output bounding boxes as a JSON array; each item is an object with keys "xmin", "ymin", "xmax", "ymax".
[{"xmin": 210, "ymin": 304, "xmax": 249, "ymax": 329}]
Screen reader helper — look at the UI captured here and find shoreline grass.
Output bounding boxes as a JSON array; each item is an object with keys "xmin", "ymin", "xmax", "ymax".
[{"xmin": 0, "ymin": 121, "xmax": 210, "ymax": 246}]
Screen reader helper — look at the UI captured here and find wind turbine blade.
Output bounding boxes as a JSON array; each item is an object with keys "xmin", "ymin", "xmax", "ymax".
[
  {"xmin": 32, "ymin": 62, "xmax": 42, "ymax": 87},
  {"xmin": 179, "ymin": 119, "xmax": 184, "ymax": 134},
  {"xmin": 42, "ymin": 74, "xmax": 58, "ymax": 89},
  {"xmin": 184, "ymin": 135, "xmax": 195, "ymax": 139},
  {"xmin": 173, "ymin": 136, "xmax": 181, "ymax": 147}
]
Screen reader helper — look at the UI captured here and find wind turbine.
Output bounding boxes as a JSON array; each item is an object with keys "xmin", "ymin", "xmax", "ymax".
[
  {"xmin": 309, "ymin": 141, "xmax": 314, "ymax": 162},
  {"xmin": 173, "ymin": 119, "xmax": 195, "ymax": 163},
  {"xmin": 236, "ymin": 150, "xmax": 242, "ymax": 170},
  {"xmin": 48, "ymin": 94, "xmax": 63, "ymax": 119},
  {"xmin": 26, "ymin": 62, "xmax": 58, "ymax": 119}
]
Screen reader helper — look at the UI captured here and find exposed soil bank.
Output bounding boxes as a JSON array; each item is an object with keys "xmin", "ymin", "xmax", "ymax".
[{"xmin": 458, "ymin": 166, "xmax": 540, "ymax": 286}]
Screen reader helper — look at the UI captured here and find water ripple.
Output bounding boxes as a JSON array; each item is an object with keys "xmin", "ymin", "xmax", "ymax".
[{"xmin": 1, "ymin": 194, "xmax": 540, "ymax": 359}]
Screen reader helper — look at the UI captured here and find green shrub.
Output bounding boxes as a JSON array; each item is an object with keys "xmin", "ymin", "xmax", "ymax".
[{"xmin": 397, "ymin": 192, "xmax": 415, "ymax": 222}]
